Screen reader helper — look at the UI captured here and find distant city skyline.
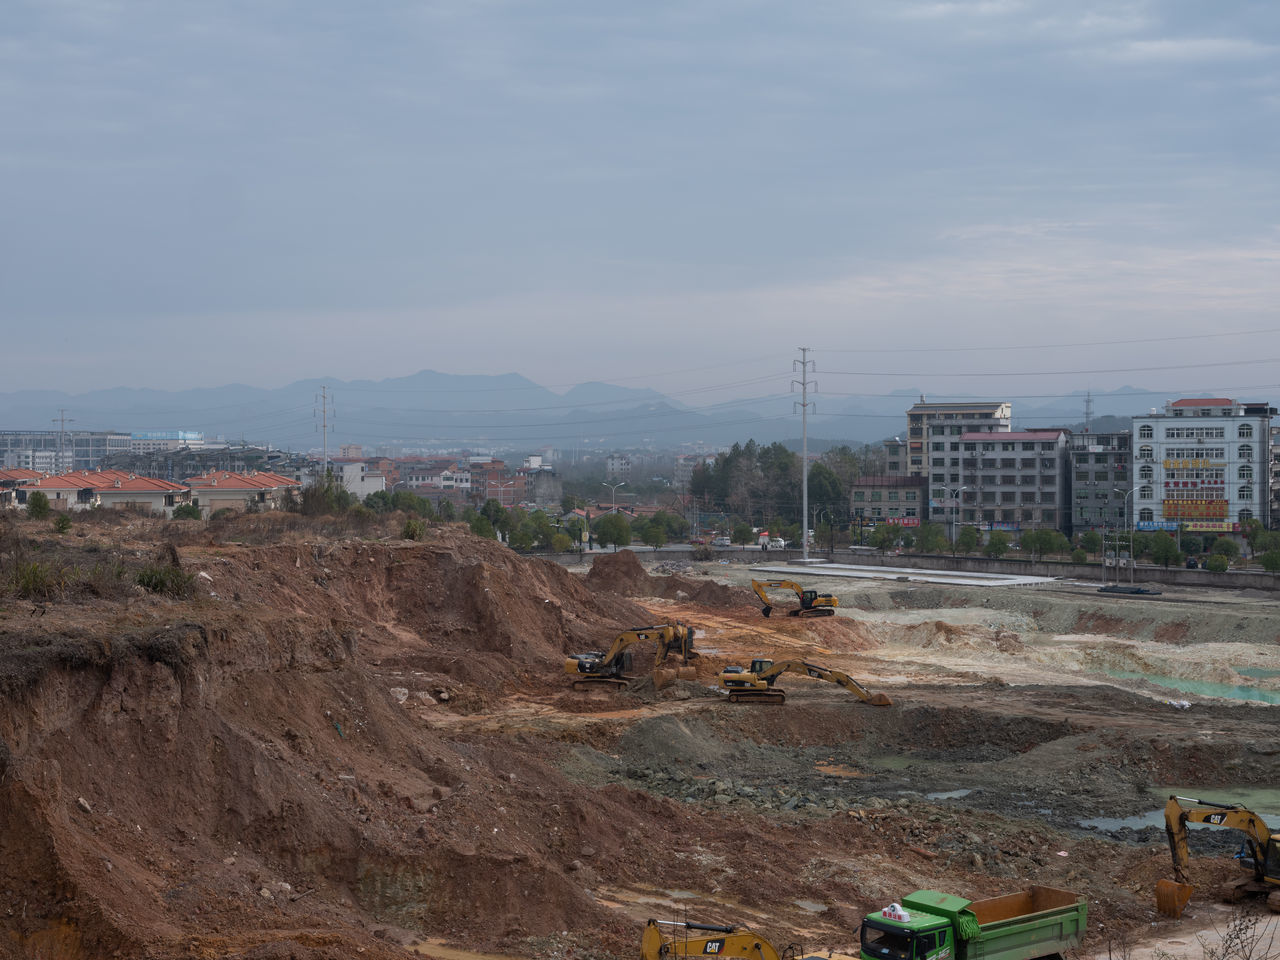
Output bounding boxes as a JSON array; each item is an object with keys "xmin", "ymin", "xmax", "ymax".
[{"xmin": 3, "ymin": 2, "xmax": 1278, "ymax": 396}]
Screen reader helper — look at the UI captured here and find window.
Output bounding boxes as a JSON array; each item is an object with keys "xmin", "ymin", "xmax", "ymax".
[
  {"xmin": 1094, "ymin": 472, "xmax": 1109, "ymax": 482},
  {"xmin": 1140, "ymin": 508, "xmax": 1154, "ymax": 522},
  {"xmin": 905, "ymin": 491, "xmax": 916, "ymax": 501},
  {"xmin": 1239, "ymin": 424, "xmax": 1254, "ymax": 439},
  {"xmin": 1022, "ymin": 442, "xmax": 1035, "ymax": 451},
  {"xmin": 1239, "ymin": 485, "xmax": 1254, "ymax": 500},
  {"xmin": 932, "ymin": 442, "xmax": 944, "ymax": 451},
  {"xmin": 888, "ymin": 491, "xmax": 898, "ymax": 501},
  {"xmin": 1139, "ymin": 485, "xmax": 1153, "ymax": 499},
  {"xmin": 854, "ymin": 491, "xmax": 866, "ymax": 501},
  {"xmin": 1138, "ymin": 424, "xmax": 1153, "ymax": 438},
  {"xmin": 932, "ymin": 474, "xmax": 945, "ymax": 483},
  {"xmin": 1239, "ymin": 466, "xmax": 1253, "ymax": 481},
  {"xmin": 871, "ymin": 491, "xmax": 882, "ymax": 501},
  {"xmin": 1240, "ymin": 508, "xmax": 1254, "ymax": 523},
  {"xmin": 1239, "ymin": 444, "xmax": 1253, "ymax": 461},
  {"xmin": 1138, "ymin": 445, "xmax": 1154, "ymax": 460},
  {"xmin": 1139, "ymin": 465, "xmax": 1153, "ymax": 480},
  {"xmin": 932, "ymin": 458, "xmax": 945, "ymax": 467},
  {"xmin": 1075, "ymin": 471, "xmax": 1089, "ymax": 482}
]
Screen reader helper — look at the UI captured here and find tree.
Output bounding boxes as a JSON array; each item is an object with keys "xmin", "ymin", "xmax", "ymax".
[
  {"xmin": 955, "ymin": 525, "xmax": 979, "ymax": 555},
  {"xmin": 1149, "ymin": 531, "xmax": 1181, "ymax": 568},
  {"xmin": 640, "ymin": 519, "xmax": 667, "ymax": 550},
  {"xmin": 1205, "ymin": 554, "xmax": 1229, "ymax": 573},
  {"xmin": 915, "ymin": 522, "xmax": 947, "ymax": 554},
  {"xmin": 1071, "ymin": 548, "xmax": 1087, "ymax": 563},
  {"xmin": 984, "ymin": 531, "xmax": 1011, "ymax": 558},
  {"xmin": 437, "ymin": 499, "xmax": 456, "ymax": 522},
  {"xmin": 172, "ymin": 503, "xmax": 202, "ymax": 521},
  {"xmin": 1079, "ymin": 530, "xmax": 1102, "ymax": 555},
  {"xmin": 1019, "ymin": 529, "xmax": 1049, "ymax": 559},
  {"xmin": 26, "ymin": 491, "xmax": 50, "ymax": 520},
  {"xmin": 1241, "ymin": 517, "xmax": 1265, "ymax": 559},
  {"xmin": 1259, "ymin": 550, "xmax": 1280, "ymax": 573},
  {"xmin": 731, "ymin": 522, "xmax": 754, "ymax": 546},
  {"xmin": 1210, "ymin": 537, "xmax": 1240, "ymax": 559},
  {"xmin": 52, "ymin": 514, "xmax": 72, "ymax": 534},
  {"xmin": 563, "ymin": 516, "xmax": 585, "ymax": 548},
  {"xmin": 595, "ymin": 513, "xmax": 632, "ymax": 551},
  {"xmin": 364, "ymin": 490, "xmax": 394, "ymax": 513},
  {"xmin": 468, "ymin": 515, "xmax": 497, "ymax": 540},
  {"xmin": 551, "ymin": 532, "xmax": 573, "ymax": 553},
  {"xmin": 869, "ymin": 524, "xmax": 898, "ymax": 554}
]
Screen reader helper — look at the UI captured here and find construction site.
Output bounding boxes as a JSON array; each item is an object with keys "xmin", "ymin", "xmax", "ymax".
[{"xmin": 2, "ymin": 513, "xmax": 1280, "ymax": 960}]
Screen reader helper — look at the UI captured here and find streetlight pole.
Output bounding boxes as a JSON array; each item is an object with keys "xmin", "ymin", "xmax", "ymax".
[
  {"xmin": 949, "ymin": 486, "xmax": 968, "ymax": 551},
  {"xmin": 1121, "ymin": 487, "xmax": 1136, "ymax": 584},
  {"xmin": 601, "ymin": 480, "xmax": 626, "ymax": 514}
]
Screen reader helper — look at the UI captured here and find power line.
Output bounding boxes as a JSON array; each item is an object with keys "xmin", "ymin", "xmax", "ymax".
[
  {"xmin": 821, "ymin": 327, "xmax": 1280, "ymax": 354},
  {"xmin": 822, "ymin": 357, "xmax": 1280, "ymax": 378}
]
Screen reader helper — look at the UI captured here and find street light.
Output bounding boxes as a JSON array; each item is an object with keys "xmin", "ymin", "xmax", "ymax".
[
  {"xmin": 490, "ymin": 479, "xmax": 515, "ymax": 507},
  {"xmin": 601, "ymin": 480, "xmax": 626, "ymax": 513},
  {"xmin": 949, "ymin": 486, "xmax": 968, "ymax": 550}
]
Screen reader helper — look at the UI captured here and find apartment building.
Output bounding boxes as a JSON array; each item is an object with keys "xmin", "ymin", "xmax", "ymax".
[
  {"xmin": 129, "ymin": 431, "xmax": 205, "ymax": 454},
  {"xmin": 952, "ymin": 430, "xmax": 1070, "ymax": 533},
  {"xmin": 1069, "ymin": 431, "xmax": 1131, "ymax": 534},
  {"xmin": 849, "ymin": 475, "xmax": 927, "ymax": 527},
  {"xmin": 0, "ymin": 429, "xmax": 131, "ymax": 473},
  {"xmin": 1132, "ymin": 398, "xmax": 1274, "ymax": 533},
  {"xmin": 605, "ymin": 454, "xmax": 631, "ymax": 481},
  {"xmin": 906, "ymin": 401, "xmax": 1012, "ymax": 502}
]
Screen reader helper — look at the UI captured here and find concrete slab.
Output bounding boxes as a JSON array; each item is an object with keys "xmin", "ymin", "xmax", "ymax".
[{"xmin": 752, "ymin": 563, "xmax": 1061, "ymax": 587}]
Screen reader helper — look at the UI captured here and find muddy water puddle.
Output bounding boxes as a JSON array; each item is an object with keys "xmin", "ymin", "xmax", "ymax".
[
  {"xmin": 1081, "ymin": 785, "xmax": 1280, "ymax": 831},
  {"xmin": 1101, "ymin": 669, "xmax": 1280, "ymax": 705}
]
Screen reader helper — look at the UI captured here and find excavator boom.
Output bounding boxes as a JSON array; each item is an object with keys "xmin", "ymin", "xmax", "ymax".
[
  {"xmin": 641, "ymin": 919, "xmax": 794, "ymax": 960},
  {"xmin": 565, "ymin": 623, "xmax": 696, "ymax": 691}
]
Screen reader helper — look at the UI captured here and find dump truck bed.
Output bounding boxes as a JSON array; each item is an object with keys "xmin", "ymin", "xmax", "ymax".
[{"xmin": 904, "ymin": 886, "xmax": 1086, "ymax": 960}]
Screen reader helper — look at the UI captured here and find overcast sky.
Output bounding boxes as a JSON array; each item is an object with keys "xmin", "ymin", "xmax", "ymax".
[{"xmin": 3, "ymin": 0, "xmax": 1278, "ymax": 405}]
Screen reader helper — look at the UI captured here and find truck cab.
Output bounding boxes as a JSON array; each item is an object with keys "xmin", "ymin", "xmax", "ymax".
[{"xmin": 861, "ymin": 904, "xmax": 953, "ymax": 960}]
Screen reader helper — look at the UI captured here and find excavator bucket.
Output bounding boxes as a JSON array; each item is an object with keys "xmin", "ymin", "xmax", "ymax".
[
  {"xmin": 653, "ymin": 669, "xmax": 676, "ymax": 690},
  {"xmin": 868, "ymin": 692, "xmax": 893, "ymax": 707},
  {"xmin": 1156, "ymin": 879, "xmax": 1194, "ymax": 918},
  {"xmin": 676, "ymin": 666, "xmax": 698, "ymax": 682}
]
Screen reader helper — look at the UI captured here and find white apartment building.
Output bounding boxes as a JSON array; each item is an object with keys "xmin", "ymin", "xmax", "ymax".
[{"xmin": 1132, "ymin": 398, "xmax": 1274, "ymax": 534}]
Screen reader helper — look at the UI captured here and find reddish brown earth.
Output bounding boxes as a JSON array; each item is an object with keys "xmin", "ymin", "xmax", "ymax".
[{"xmin": 1, "ymin": 516, "xmax": 1276, "ymax": 960}]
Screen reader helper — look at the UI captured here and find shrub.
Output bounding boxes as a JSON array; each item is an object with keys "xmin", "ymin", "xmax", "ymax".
[
  {"xmin": 136, "ymin": 563, "xmax": 194, "ymax": 597},
  {"xmin": 1071, "ymin": 548, "xmax": 1087, "ymax": 563},
  {"xmin": 1205, "ymin": 555, "xmax": 1230, "ymax": 573},
  {"xmin": 27, "ymin": 492, "xmax": 51, "ymax": 520},
  {"xmin": 52, "ymin": 515, "xmax": 72, "ymax": 534},
  {"xmin": 11, "ymin": 561, "xmax": 67, "ymax": 600},
  {"xmin": 402, "ymin": 515, "xmax": 426, "ymax": 541},
  {"xmin": 691, "ymin": 545, "xmax": 716, "ymax": 561},
  {"xmin": 172, "ymin": 503, "xmax": 202, "ymax": 521},
  {"xmin": 210, "ymin": 508, "xmax": 236, "ymax": 521}
]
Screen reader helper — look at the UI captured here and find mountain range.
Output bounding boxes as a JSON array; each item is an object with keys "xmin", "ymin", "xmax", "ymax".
[{"xmin": 0, "ymin": 371, "xmax": 1213, "ymax": 452}]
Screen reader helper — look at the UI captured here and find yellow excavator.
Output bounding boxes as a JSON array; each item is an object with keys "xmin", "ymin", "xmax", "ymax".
[
  {"xmin": 718, "ymin": 657, "xmax": 891, "ymax": 706},
  {"xmin": 564, "ymin": 623, "xmax": 696, "ymax": 691},
  {"xmin": 640, "ymin": 918, "xmax": 800, "ymax": 960},
  {"xmin": 751, "ymin": 579, "xmax": 838, "ymax": 618},
  {"xmin": 1156, "ymin": 794, "xmax": 1280, "ymax": 918}
]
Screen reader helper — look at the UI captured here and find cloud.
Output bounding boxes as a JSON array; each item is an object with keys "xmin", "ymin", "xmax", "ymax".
[{"xmin": 1108, "ymin": 37, "xmax": 1277, "ymax": 63}]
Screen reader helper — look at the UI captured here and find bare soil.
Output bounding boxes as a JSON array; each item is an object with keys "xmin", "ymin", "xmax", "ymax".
[{"xmin": 2, "ymin": 520, "xmax": 1278, "ymax": 960}]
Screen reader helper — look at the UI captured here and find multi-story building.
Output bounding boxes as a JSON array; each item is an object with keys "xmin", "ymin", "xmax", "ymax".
[
  {"xmin": 0, "ymin": 429, "xmax": 131, "ymax": 473},
  {"xmin": 605, "ymin": 454, "xmax": 631, "ymax": 482},
  {"xmin": 1132, "ymin": 398, "xmax": 1274, "ymax": 534},
  {"xmin": 1068, "ymin": 431, "xmax": 1131, "ymax": 535},
  {"xmin": 849, "ymin": 476, "xmax": 927, "ymax": 533},
  {"xmin": 130, "ymin": 430, "xmax": 205, "ymax": 454},
  {"xmin": 954, "ymin": 429, "xmax": 1070, "ymax": 533},
  {"xmin": 906, "ymin": 401, "xmax": 1012, "ymax": 519}
]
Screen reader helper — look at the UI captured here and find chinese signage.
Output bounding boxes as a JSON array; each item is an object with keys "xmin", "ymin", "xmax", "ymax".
[
  {"xmin": 886, "ymin": 517, "xmax": 920, "ymax": 527},
  {"xmin": 1184, "ymin": 520, "xmax": 1240, "ymax": 533},
  {"xmin": 1163, "ymin": 459, "xmax": 1224, "ymax": 469},
  {"xmin": 1135, "ymin": 521, "xmax": 1180, "ymax": 531},
  {"xmin": 1162, "ymin": 499, "xmax": 1228, "ymax": 519}
]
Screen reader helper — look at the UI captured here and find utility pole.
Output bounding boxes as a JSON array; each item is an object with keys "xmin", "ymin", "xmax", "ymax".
[
  {"xmin": 52, "ymin": 409, "xmax": 74, "ymax": 473},
  {"xmin": 793, "ymin": 347, "xmax": 817, "ymax": 562},
  {"xmin": 315, "ymin": 386, "xmax": 333, "ymax": 479}
]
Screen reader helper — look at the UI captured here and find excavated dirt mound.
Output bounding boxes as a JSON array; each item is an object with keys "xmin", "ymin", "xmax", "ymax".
[{"xmin": 586, "ymin": 551, "xmax": 742, "ymax": 607}]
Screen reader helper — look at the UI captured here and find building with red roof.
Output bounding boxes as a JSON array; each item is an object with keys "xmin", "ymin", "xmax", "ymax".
[
  {"xmin": 185, "ymin": 470, "xmax": 303, "ymax": 517},
  {"xmin": 21, "ymin": 470, "xmax": 192, "ymax": 516}
]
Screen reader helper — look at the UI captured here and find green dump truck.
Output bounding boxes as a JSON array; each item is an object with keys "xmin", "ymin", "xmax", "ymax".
[{"xmin": 860, "ymin": 886, "xmax": 1087, "ymax": 960}]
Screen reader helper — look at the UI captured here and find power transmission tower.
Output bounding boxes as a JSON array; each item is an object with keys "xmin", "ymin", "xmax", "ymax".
[
  {"xmin": 793, "ymin": 347, "xmax": 817, "ymax": 562},
  {"xmin": 315, "ymin": 386, "xmax": 335, "ymax": 480},
  {"xmin": 52, "ymin": 409, "xmax": 74, "ymax": 472},
  {"xmin": 1084, "ymin": 391, "xmax": 1093, "ymax": 434}
]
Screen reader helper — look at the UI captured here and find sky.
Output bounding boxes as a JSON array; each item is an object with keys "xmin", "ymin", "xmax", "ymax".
[{"xmin": 3, "ymin": 0, "xmax": 1279, "ymax": 408}]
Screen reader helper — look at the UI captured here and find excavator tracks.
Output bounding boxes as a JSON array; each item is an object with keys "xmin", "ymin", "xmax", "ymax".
[{"xmin": 726, "ymin": 690, "xmax": 787, "ymax": 705}]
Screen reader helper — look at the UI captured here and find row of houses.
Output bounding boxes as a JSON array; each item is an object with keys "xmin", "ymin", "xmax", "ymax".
[
  {"xmin": 863, "ymin": 396, "xmax": 1276, "ymax": 537},
  {"xmin": 0, "ymin": 469, "xmax": 302, "ymax": 518}
]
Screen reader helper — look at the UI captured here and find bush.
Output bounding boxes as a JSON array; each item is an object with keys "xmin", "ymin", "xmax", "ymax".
[
  {"xmin": 402, "ymin": 515, "xmax": 426, "ymax": 541},
  {"xmin": 1205, "ymin": 555, "xmax": 1230, "ymax": 573},
  {"xmin": 52, "ymin": 515, "xmax": 72, "ymax": 534},
  {"xmin": 1071, "ymin": 548, "xmax": 1087, "ymax": 563},
  {"xmin": 136, "ymin": 564, "xmax": 194, "ymax": 597},
  {"xmin": 171, "ymin": 503, "xmax": 202, "ymax": 521},
  {"xmin": 11, "ymin": 561, "xmax": 67, "ymax": 600},
  {"xmin": 210, "ymin": 508, "xmax": 236, "ymax": 521},
  {"xmin": 691, "ymin": 544, "xmax": 716, "ymax": 561},
  {"xmin": 26, "ymin": 491, "xmax": 50, "ymax": 520}
]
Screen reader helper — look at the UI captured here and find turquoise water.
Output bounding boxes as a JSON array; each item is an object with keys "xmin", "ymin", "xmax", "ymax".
[
  {"xmin": 1237, "ymin": 667, "xmax": 1280, "ymax": 680},
  {"xmin": 1102, "ymin": 669, "xmax": 1280, "ymax": 705}
]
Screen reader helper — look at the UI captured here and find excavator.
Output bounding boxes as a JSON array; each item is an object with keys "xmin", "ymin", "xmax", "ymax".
[
  {"xmin": 751, "ymin": 579, "xmax": 838, "ymax": 618},
  {"xmin": 718, "ymin": 657, "xmax": 892, "ymax": 706},
  {"xmin": 1155, "ymin": 794, "xmax": 1280, "ymax": 918},
  {"xmin": 640, "ymin": 918, "xmax": 800, "ymax": 960},
  {"xmin": 564, "ymin": 623, "xmax": 696, "ymax": 691}
]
